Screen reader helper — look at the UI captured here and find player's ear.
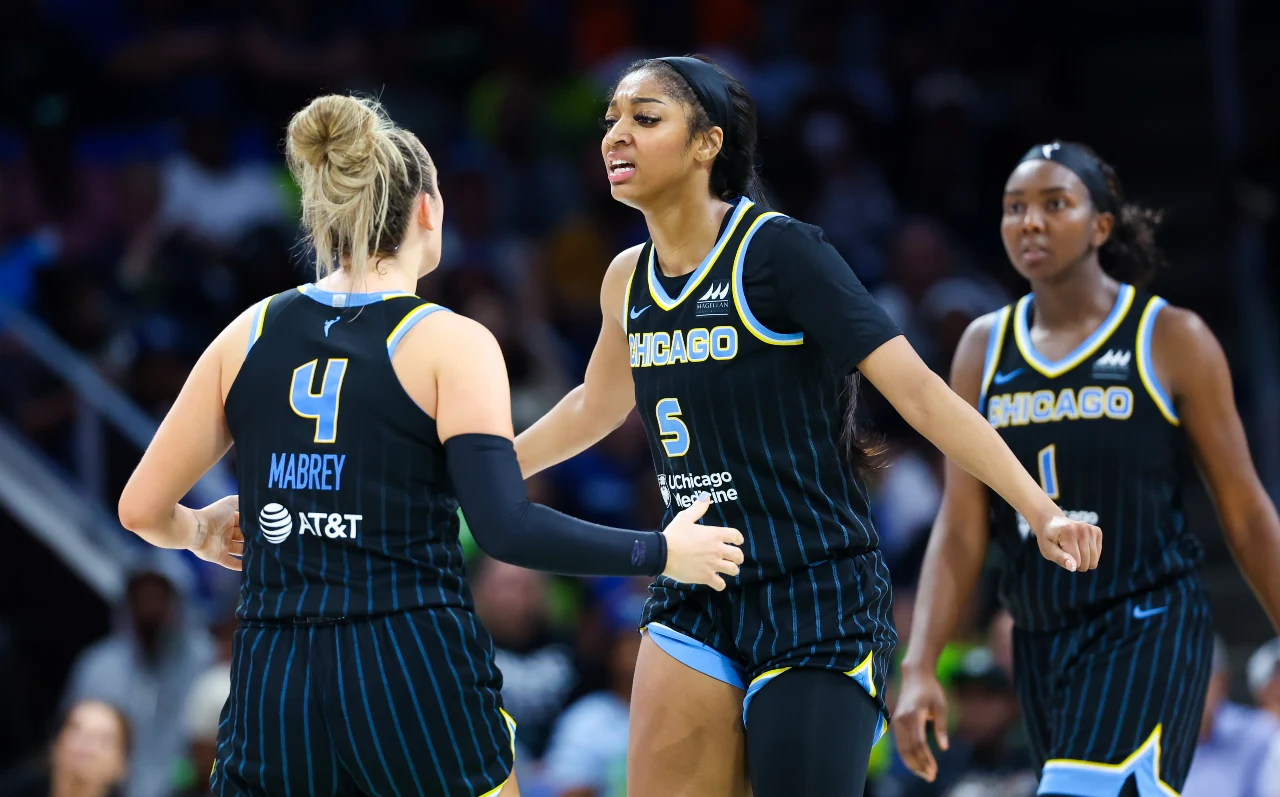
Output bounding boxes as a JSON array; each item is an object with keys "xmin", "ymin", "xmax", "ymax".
[
  {"xmin": 1092, "ymin": 211, "xmax": 1115, "ymax": 249},
  {"xmin": 417, "ymin": 192, "xmax": 438, "ymax": 232},
  {"xmin": 693, "ymin": 126, "xmax": 724, "ymax": 165}
]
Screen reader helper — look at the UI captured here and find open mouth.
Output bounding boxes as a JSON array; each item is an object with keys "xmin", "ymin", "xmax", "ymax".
[{"xmin": 608, "ymin": 158, "xmax": 636, "ymax": 182}]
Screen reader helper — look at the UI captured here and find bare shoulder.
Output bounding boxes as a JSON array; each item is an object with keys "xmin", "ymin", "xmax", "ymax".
[
  {"xmin": 212, "ymin": 298, "xmax": 274, "ymax": 395},
  {"xmin": 600, "ymin": 243, "xmax": 646, "ymax": 322},
  {"xmin": 1152, "ymin": 303, "xmax": 1215, "ymax": 344},
  {"xmin": 398, "ymin": 309, "xmax": 502, "ymax": 364},
  {"xmin": 1150, "ymin": 302, "xmax": 1227, "ymax": 388},
  {"xmin": 953, "ymin": 311, "xmax": 1003, "ymax": 371}
]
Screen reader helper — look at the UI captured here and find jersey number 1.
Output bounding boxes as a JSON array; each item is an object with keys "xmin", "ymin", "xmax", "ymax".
[
  {"xmin": 290, "ymin": 359, "xmax": 348, "ymax": 444},
  {"xmin": 1037, "ymin": 444, "xmax": 1059, "ymax": 500}
]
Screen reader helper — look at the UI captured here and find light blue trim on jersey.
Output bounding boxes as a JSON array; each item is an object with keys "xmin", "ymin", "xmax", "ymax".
[
  {"xmin": 1037, "ymin": 726, "xmax": 1178, "ymax": 796},
  {"xmin": 646, "ymin": 196, "xmax": 752, "ymax": 311},
  {"xmin": 246, "ymin": 294, "xmax": 274, "ymax": 355},
  {"xmin": 1136, "ymin": 296, "xmax": 1180, "ymax": 425},
  {"xmin": 645, "ymin": 623, "xmax": 746, "ymax": 689},
  {"xmin": 386, "ymin": 303, "xmax": 448, "ymax": 357},
  {"xmin": 731, "ymin": 212, "xmax": 805, "ymax": 346},
  {"xmin": 1015, "ymin": 284, "xmax": 1136, "ymax": 378},
  {"xmin": 298, "ymin": 283, "xmax": 419, "ymax": 307},
  {"xmin": 977, "ymin": 306, "xmax": 1012, "ymax": 414}
]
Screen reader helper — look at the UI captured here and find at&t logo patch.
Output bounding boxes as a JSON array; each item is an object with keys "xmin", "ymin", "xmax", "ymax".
[{"xmin": 259, "ymin": 503, "xmax": 293, "ymax": 544}]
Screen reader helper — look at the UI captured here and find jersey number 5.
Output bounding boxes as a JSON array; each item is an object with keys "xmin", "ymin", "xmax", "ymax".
[
  {"xmin": 655, "ymin": 398, "xmax": 689, "ymax": 458},
  {"xmin": 290, "ymin": 359, "xmax": 348, "ymax": 444}
]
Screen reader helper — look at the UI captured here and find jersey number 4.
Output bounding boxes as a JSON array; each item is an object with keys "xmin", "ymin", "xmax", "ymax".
[
  {"xmin": 656, "ymin": 398, "xmax": 689, "ymax": 457},
  {"xmin": 290, "ymin": 359, "xmax": 348, "ymax": 444}
]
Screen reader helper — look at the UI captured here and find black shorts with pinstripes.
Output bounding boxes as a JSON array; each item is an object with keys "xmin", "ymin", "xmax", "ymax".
[
  {"xmin": 213, "ymin": 608, "xmax": 515, "ymax": 797},
  {"xmin": 1013, "ymin": 573, "xmax": 1213, "ymax": 795},
  {"xmin": 641, "ymin": 548, "xmax": 897, "ymax": 735}
]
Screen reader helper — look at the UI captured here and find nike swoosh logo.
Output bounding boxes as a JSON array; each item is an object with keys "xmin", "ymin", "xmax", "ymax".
[
  {"xmin": 630, "ymin": 305, "xmax": 652, "ymax": 320},
  {"xmin": 992, "ymin": 368, "xmax": 1025, "ymax": 385},
  {"xmin": 1133, "ymin": 605, "xmax": 1168, "ymax": 619}
]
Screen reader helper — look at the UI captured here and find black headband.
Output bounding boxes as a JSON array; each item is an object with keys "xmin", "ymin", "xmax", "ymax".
[
  {"xmin": 655, "ymin": 56, "xmax": 733, "ymax": 144},
  {"xmin": 1018, "ymin": 142, "xmax": 1116, "ymax": 214}
]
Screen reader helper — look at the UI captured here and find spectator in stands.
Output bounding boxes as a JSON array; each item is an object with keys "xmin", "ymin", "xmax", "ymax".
[
  {"xmin": 470, "ymin": 559, "xmax": 579, "ymax": 766},
  {"xmin": 175, "ymin": 615, "xmax": 235, "ymax": 796},
  {"xmin": 60, "ymin": 557, "xmax": 212, "ymax": 797},
  {"xmin": 0, "ymin": 699, "xmax": 131, "ymax": 797},
  {"xmin": 542, "ymin": 612, "xmax": 639, "ymax": 797},
  {"xmin": 1248, "ymin": 638, "xmax": 1280, "ymax": 721},
  {"xmin": 1184, "ymin": 637, "xmax": 1280, "ymax": 796}
]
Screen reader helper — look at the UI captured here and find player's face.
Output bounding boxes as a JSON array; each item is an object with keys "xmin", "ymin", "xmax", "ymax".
[
  {"xmin": 1001, "ymin": 160, "xmax": 1113, "ymax": 282},
  {"xmin": 602, "ymin": 70, "xmax": 701, "ymax": 208}
]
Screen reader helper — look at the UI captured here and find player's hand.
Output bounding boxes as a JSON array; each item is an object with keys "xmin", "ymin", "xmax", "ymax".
[
  {"xmin": 1036, "ymin": 514, "xmax": 1102, "ymax": 572},
  {"xmin": 660, "ymin": 496, "xmax": 745, "ymax": 591},
  {"xmin": 894, "ymin": 665, "xmax": 950, "ymax": 782},
  {"xmin": 190, "ymin": 495, "xmax": 243, "ymax": 571}
]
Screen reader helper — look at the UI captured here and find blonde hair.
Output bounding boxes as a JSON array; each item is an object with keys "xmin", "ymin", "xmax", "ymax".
[{"xmin": 285, "ymin": 95, "xmax": 434, "ymax": 280}]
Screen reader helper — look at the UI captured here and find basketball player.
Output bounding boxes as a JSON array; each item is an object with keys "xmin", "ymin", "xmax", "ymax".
[
  {"xmin": 894, "ymin": 141, "xmax": 1280, "ymax": 796},
  {"xmin": 514, "ymin": 56, "xmax": 1101, "ymax": 796},
  {"xmin": 116, "ymin": 94, "xmax": 744, "ymax": 797}
]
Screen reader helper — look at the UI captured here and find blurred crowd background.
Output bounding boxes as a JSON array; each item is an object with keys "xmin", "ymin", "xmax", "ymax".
[{"xmin": 1, "ymin": 0, "xmax": 1278, "ymax": 795}]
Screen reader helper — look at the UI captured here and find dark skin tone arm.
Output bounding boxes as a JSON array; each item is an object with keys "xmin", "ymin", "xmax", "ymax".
[
  {"xmin": 1156, "ymin": 306, "xmax": 1280, "ymax": 629},
  {"xmin": 894, "ymin": 302, "xmax": 1280, "ymax": 783},
  {"xmin": 893, "ymin": 313, "xmax": 996, "ymax": 783}
]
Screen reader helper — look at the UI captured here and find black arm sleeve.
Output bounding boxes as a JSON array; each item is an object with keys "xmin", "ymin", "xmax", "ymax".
[
  {"xmin": 765, "ymin": 220, "xmax": 902, "ymax": 374},
  {"xmin": 444, "ymin": 434, "xmax": 667, "ymax": 577}
]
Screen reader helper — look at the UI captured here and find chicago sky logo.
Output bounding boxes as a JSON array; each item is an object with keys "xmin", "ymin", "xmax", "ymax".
[
  {"xmin": 1092, "ymin": 349, "xmax": 1131, "ymax": 380},
  {"xmin": 695, "ymin": 280, "xmax": 731, "ymax": 317},
  {"xmin": 259, "ymin": 503, "xmax": 293, "ymax": 544}
]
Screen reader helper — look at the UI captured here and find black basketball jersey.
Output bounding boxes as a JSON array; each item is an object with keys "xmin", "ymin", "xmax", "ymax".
[
  {"xmin": 979, "ymin": 284, "xmax": 1201, "ymax": 631},
  {"xmin": 625, "ymin": 198, "xmax": 882, "ymax": 584},
  {"xmin": 224, "ymin": 284, "xmax": 468, "ymax": 621}
]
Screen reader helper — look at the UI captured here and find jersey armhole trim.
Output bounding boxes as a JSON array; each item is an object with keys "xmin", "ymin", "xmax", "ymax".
[
  {"xmin": 622, "ymin": 261, "xmax": 636, "ymax": 336},
  {"xmin": 731, "ymin": 212, "xmax": 804, "ymax": 346},
  {"xmin": 978, "ymin": 305, "xmax": 1013, "ymax": 415},
  {"xmin": 246, "ymin": 294, "xmax": 275, "ymax": 355},
  {"xmin": 386, "ymin": 303, "xmax": 448, "ymax": 357},
  {"xmin": 1136, "ymin": 296, "xmax": 1180, "ymax": 425}
]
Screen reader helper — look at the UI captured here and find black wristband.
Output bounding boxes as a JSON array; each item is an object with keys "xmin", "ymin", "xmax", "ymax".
[{"xmin": 444, "ymin": 433, "xmax": 666, "ymax": 577}]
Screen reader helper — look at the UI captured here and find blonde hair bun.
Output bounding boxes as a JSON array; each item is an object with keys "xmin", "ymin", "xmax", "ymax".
[{"xmin": 285, "ymin": 95, "xmax": 431, "ymax": 279}]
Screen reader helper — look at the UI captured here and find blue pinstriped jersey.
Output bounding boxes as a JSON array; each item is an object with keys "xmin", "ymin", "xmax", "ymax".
[
  {"xmin": 224, "ymin": 285, "xmax": 468, "ymax": 621},
  {"xmin": 625, "ymin": 198, "xmax": 881, "ymax": 584},
  {"xmin": 979, "ymin": 285, "xmax": 1201, "ymax": 631}
]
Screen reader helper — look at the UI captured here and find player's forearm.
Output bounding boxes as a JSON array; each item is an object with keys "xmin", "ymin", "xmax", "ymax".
[
  {"xmin": 897, "ymin": 373, "xmax": 1059, "ymax": 531},
  {"xmin": 118, "ymin": 498, "xmax": 199, "ymax": 550},
  {"xmin": 1221, "ymin": 502, "xmax": 1280, "ymax": 631},
  {"xmin": 515, "ymin": 384, "xmax": 627, "ymax": 477},
  {"xmin": 901, "ymin": 521, "xmax": 988, "ymax": 672}
]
